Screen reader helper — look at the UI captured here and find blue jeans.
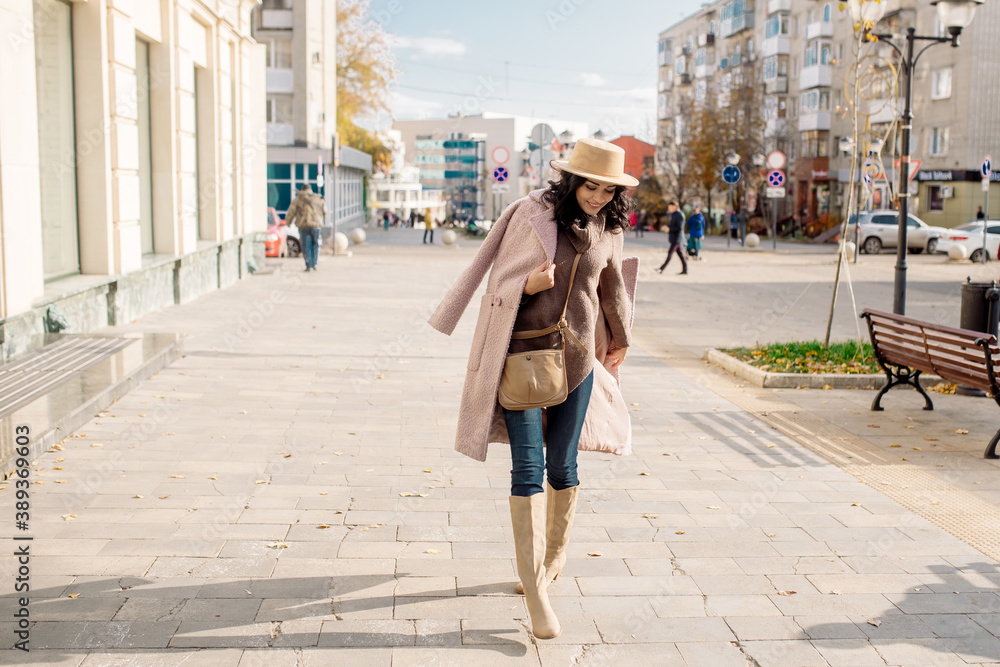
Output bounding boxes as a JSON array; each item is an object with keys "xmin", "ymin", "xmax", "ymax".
[
  {"xmin": 301, "ymin": 228, "xmax": 320, "ymax": 269},
  {"xmin": 503, "ymin": 370, "xmax": 594, "ymax": 497}
]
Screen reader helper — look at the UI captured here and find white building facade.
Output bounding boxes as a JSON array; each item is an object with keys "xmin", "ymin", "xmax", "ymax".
[{"xmin": 0, "ymin": 0, "xmax": 267, "ymax": 359}]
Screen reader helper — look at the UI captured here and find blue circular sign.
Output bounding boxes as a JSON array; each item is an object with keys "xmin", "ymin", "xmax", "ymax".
[
  {"xmin": 768, "ymin": 170, "xmax": 785, "ymax": 187},
  {"xmin": 493, "ymin": 166, "xmax": 509, "ymax": 183},
  {"xmin": 722, "ymin": 165, "xmax": 741, "ymax": 184}
]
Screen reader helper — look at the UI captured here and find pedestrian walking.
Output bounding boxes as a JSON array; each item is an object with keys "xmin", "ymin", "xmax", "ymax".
[
  {"xmin": 977, "ymin": 206, "xmax": 986, "ymax": 220},
  {"xmin": 423, "ymin": 208, "xmax": 434, "ymax": 244},
  {"xmin": 284, "ymin": 184, "xmax": 327, "ymax": 271},
  {"xmin": 635, "ymin": 209, "xmax": 646, "ymax": 238},
  {"xmin": 382, "ymin": 209, "xmax": 390, "ymax": 231},
  {"xmin": 656, "ymin": 201, "xmax": 688, "ymax": 274},
  {"xmin": 686, "ymin": 205, "xmax": 705, "ymax": 259},
  {"xmin": 429, "ymin": 138, "xmax": 638, "ymax": 640}
]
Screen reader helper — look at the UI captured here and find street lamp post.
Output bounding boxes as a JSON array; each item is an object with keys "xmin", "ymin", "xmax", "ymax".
[{"xmin": 851, "ymin": 0, "xmax": 983, "ymax": 314}]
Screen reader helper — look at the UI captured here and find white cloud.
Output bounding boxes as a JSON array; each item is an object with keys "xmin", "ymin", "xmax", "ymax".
[
  {"xmin": 394, "ymin": 36, "xmax": 466, "ymax": 57},
  {"xmin": 390, "ymin": 91, "xmax": 445, "ymax": 120},
  {"xmin": 579, "ymin": 72, "xmax": 607, "ymax": 87}
]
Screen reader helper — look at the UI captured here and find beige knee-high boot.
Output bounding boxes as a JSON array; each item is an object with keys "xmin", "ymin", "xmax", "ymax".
[
  {"xmin": 516, "ymin": 483, "xmax": 578, "ymax": 595},
  {"xmin": 509, "ymin": 494, "xmax": 561, "ymax": 639}
]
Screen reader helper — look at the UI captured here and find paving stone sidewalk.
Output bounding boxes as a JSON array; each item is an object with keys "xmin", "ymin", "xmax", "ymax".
[{"xmin": 2, "ymin": 238, "xmax": 1000, "ymax": 666}]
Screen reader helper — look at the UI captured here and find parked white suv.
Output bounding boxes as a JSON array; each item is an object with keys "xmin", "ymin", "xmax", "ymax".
[{"xmin": 849, "ymin": 210, "xmax": 949, "ymax": 254}]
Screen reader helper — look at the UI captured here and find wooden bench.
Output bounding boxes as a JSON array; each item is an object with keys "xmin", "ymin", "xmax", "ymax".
[{"xmin": 860, "ymin": 308, "xmax": 1000, "ymax": 459}]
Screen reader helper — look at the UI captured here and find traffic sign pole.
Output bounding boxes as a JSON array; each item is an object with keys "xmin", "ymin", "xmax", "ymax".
[{"xmin": 983, "ymin": 156, "xmax": 992, "ymax": 263}]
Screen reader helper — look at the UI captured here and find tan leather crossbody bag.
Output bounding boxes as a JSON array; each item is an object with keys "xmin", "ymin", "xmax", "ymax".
[{"xmin": 498, "ymin": 253, "xmax": 588, "ymax": 411}]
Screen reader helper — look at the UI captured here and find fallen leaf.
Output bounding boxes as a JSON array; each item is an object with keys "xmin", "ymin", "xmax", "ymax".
[
  {"xmin": 55, "ymin": 458, "xmax": 65, "ymax": 462},
  {"xmin": 776, "ymin": 590, "xmax": 797, "ymax": 596},
  {"xmin": 334, "ymin": 452, "xmax": 343, "ymax": 456},
  {"xmin": 706, "ymin": 505, "xmax": 721, "ymax": 510},
  {"xmin": 889, "ymin": 444, "xmax": 901, "ymax": 448},
  {"xmin": 163, "ymin": 432, "xmax": 175, "ymax": 436},
  {"xmin": 912, "ymin": 447, "xmax": 922, "ymax": 451},
  {"xmin": 425, "ymin": 549, "xmax": 441, "ymax": 554},
  {"xmin": 832, "ymin": 590, "xmax": 843, "ymax": 595},
  {"xmin": 133, "ymin": 494, "xmax": 143, "ymax": 499},
  {"xmin": 867, "ymin": 618, "xmax": 881, "ymax": 627},
  {"xmin": 61, "ymin": 514, "xmax": 76, "ymax": 521},
  {"xmin": 867, "ymin": 424, "xmax": 881, "ymax": 428},
  {"xmin": 209, "ymin": 476, "xmax": 218, "ymax": 480},
  {"xmin": 366, "ymin": 469, "xmax": 374, "ymax": 473},
  {"xmin": 642, "ymin": 513, "xmax": 658, "ymax": 519},
  {"xmin": 255, "ymin": 480, "xmax": 268, "ymax": 484},
  {"xmin": 639, "ymin": 472, "xmax": 649, "ymax": 476},
  {"xmin": 90, "ymin": 443, "xmax": 103, "ymax": 448},
  {"xmin": 53, "ymin": 467, "xmax": 64, "ymax": 470},
  {"xmin": 587, "ymin": 552, "xmax": 603, "ymax": 557},
  {"xmin": 767, "ymin": 533, "xmax": 776, "ymax": 537},
  {"xmin": 423, "ymin": 468, "xmax": 433, "ymax": 473},
  {"xmin": 675, "ymin": 530, "xmax": 686, "ymax": 535},
  {"xmin": 266, "ymin": 542, "xmax": 289, "ymax": 549},
  {"xmin": 67, "ymin": 593, "xmax": 80, "ymax": 598},
  {"xmin": 924, "ymin": 437, "xmax": 938, "ymax": 442},
  {"xmin": 32, "ymin": 480, "xmax": 43, "ymax": 485},
  {"xmin": 159, "ymin": 495, "xmax": 170, "ymax": 499},
  {"xmin": 170, "ymin": 475, "xmax": 186, "ymax": 479},
  {"xmin": 317, "ymin": 525, "xmax": 331, "ymax": 529},
  {"xmin": 319, "ymin": 491, "xmax": 328, "ymax": 495},
  {"xmin": 283, "ymin": 454, "xmax": 292, "ymax": 458},
  {"xmin": 851, "ymin": 503, "xmax": 859, "ymax": 506},
  {"xmin": 767, "ymin": 444, "xmax": 776, "ymax": 448},
  {"xmin": 55, "ymin": 480, "xmax": 67, "ymax": 484},
  {"xmin": 956, "ymin": 429, "xmax": 969, "ymax": 435}
]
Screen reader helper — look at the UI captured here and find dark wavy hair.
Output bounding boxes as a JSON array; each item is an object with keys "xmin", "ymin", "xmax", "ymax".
[{"xmin": 541, "ymin": 172, "xmax": 633, "ymax": 233}]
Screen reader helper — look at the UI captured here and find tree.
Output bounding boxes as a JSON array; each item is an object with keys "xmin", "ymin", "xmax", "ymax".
[
  {"xmin": 635, "ymin": 174, "xmax": 667, "ymax": 219},
  {"xmin": 337, "ymin": 0, "xmax": 396, "ymax": 172}
]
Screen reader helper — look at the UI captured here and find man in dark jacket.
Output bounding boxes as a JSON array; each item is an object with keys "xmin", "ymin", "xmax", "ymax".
[{"xmin": 657, "ymin": 201, "xmax": 688, "ymax": 275}]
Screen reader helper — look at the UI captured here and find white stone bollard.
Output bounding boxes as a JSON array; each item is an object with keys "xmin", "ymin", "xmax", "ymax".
[
  {"xmin": 745, "ymin": 232, "xmax": 760, "ymax": 248},
  {"xmin": 442, "ymin": 230, "xmax": 457, "ymax": 245},
  {"xmin": 334, "ymin": 232, "xmax": 349, "ymax": 254},
  {"xmin": 843, "ymin": 241, "xmax": 856, "ymax": 257},
  {"xmin": 349, "ymin": 228, "xmax": 366, "ymax": 245},
  {"xmin": 948, "ymin": 244, "xmax": 969, "ymax": 261}
]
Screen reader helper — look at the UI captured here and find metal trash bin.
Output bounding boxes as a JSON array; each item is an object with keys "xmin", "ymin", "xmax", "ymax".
[{"xmin": 960, "ymin": 279, "xmax": 1000, "ymax": 337}]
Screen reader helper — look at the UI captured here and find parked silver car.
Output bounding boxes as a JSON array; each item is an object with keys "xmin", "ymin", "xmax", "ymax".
[
  {"xmin": 849, "ymin": 210, "xmax": 949, "ymax": 254},
  {"xmin": 934, "ymin": 220, "xmax": 1000, "ymax": 262}
]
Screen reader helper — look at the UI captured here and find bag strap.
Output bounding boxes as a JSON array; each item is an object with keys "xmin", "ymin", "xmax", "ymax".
[{"xmin": 510, "ymin": 253, "xmax": 587, "ymax": 355}]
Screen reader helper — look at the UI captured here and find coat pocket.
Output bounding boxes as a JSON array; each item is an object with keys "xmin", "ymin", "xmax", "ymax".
[{"xmin": 467, "ymin": 293, "xmax": 495, "ymax": 372}]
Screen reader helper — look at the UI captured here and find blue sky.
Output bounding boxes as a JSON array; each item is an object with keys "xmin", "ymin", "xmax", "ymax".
[{"xmin": 372, "ymin": 0, "xmax": 694, "ymax": 143}]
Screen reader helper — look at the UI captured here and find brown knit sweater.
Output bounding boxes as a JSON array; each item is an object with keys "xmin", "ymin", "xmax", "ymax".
[{"xmin": 508, "ymin": 217, "xmax": 632, "ymax": 394}]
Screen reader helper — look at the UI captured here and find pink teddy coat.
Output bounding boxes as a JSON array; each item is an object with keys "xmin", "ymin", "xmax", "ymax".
[{"xmin": 428, "ymin": 190, "xmax": 638, "ymax": 462}]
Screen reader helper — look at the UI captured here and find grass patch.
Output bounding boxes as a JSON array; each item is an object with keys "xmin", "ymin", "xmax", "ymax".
[{"xmin": 723, "ymin": 340, "xmax": 879, "ymax": 374}]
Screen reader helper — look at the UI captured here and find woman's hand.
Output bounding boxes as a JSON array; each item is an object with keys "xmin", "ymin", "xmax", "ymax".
[
  {"xmin": 523, "ymin": 260, "xmax": 556, "ymax": 295},
  {"xmin": 605, "ymin": 347, "xmax": 628, "ymax": 369}
]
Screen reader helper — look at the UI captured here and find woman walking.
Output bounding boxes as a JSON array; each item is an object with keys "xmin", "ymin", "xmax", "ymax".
[{"xmin": 429, "ymin": 138, "xmax": 638, "ymax": 639}]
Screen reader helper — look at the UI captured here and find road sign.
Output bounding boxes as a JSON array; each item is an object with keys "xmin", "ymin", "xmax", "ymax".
[
  {"xmin": 723, "ymin": 165, "xmax": 741, "ymax": 184},
  {"xmin": 492, "ymin": 146, "xmax": 510, "ymax": 165},
  {"xmin": 492, "ymin": 166, "xmax": 509, "ymax": 183},
  {"xmin": 767, "ymin": 170, "xmax": 785, "ymax": 187},
  {"xmin": 766, "ymin": 150, "xmax": 786, "ymax": 170},
  {"xmin": 984, "ymin": 179, "xmax": 991, "ymax": 192},
  {"xmin": 491, "ymin": 183, "xmax": 510, "ymax": 194},
  {"xmin": 983, "ymin": 155, "xmax": 992, "ymax": 178},
  {"xmin": 766, "ymin": 186, "xmax": 786, "ymax": 198},
  {"xmin": 863, "ymin": 172, "xmax": 872, "ymax": 189}
]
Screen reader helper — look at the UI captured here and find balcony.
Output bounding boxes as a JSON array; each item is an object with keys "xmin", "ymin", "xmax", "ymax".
[
  {"xmin": 679, "ymin": 73, "xmax": 692, "ymax": 85},
  {"xmin": 265, "ymin": 68, "xmax": 293, "ymax": 93},
  {"xmin": 800, "ymin": 64, "xmax": 832, "ymax": 89},
  {"xmin": 866, "ymin": 97, "xmax": 899, "ymax": 125},
  {"xmin": 805, "ymin": 20, "xmax": 834, "ymax": 40},
  {"xmin": 267, "ymin": 123, "xmax": 294, "ymax": 146},
  {"xmin": 767, "ymin": 0, "xmax": 791, "ymax": 12},
  {"xmin": 258, "ymin": 9, "xmax": 293, "ymax": 29},
  {"xmin": 695, "ymin": 64, "xmax": 711, "ymax": 79},
  {"xmin": 659, "ymin": 75, "xmax": 673, "ymax": 91},
  {"xmin": 765, "ymin": 76, "xmax": 788, "ymax": 94},
  {"xmin": 763, "ymin": 35, "xmax": 790, "ymax": 57},
  {"xmin": 698, "ymin": 33, "xmax": 716, "ymax": 47},
  {"xmin": 798, "ymin": 111, "xmax": 831, "ymax": 132},
  {"xmin": 721, "ymin": 11, "xmax": 754, "ymax": 38},
  {"xmin": 657, "ymin": 51, "xmax": 673, "ymax": 67}
]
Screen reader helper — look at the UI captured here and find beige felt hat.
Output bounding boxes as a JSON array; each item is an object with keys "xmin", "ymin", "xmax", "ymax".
[{"xmin": 550, "ymin": 137, "xmax": 639, "ymax": 187}]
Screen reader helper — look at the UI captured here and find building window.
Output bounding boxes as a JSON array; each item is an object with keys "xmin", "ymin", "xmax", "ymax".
[
  {"xmin": 266, "ymin": 38, "xmax": 292, "ymax": 68},
  {"xmin": 696, "ymin": 46, "xmax": 706, "ymax": 66},
  {"xmin": 266, "ymin": 95, "xmax": 293, "ymax": 123},
  {"xmin": 34, "ymin": 0, "xmax": 79, "ymax": 280},
  {"xmin": 261, "ymin": 0, "xmax": 292, "ymax": 8},
  {"xmin": 823, "ymin": 3, "xmax": 831, "ymax": 22},
  {"xmin": 764, "ymin": 56, "xmax": 778, "ymax": 79},
  {"xmin": 928, "ymin": 186, "xmax": 944, "ymax": 211},
  {"xmin": 137, "ymin": 39, "xmax": 154, "ymax": 255},
  {"xmin": 929, "ymin": 128, "xmax": 949, "ymax": 156},
  {"xmin": 931, "ymin": 68, "xmax": 952, "ymax": 100}
]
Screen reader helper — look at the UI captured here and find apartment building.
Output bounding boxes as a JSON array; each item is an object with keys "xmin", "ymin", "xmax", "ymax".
[
  {"xmin": 0, "ymin": 0, "xmax": 267, "ymax": 359},
  {"xmin": 656, "ymin": 0, "xmax": 1000, "ymax": 229},
  {"xmin": 394, "ymin": 114, "xmax": 590, "ymax": 222},
  {"xmin": 252, "ymin": 0, "xmax": 370, "ymax": 231}
]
